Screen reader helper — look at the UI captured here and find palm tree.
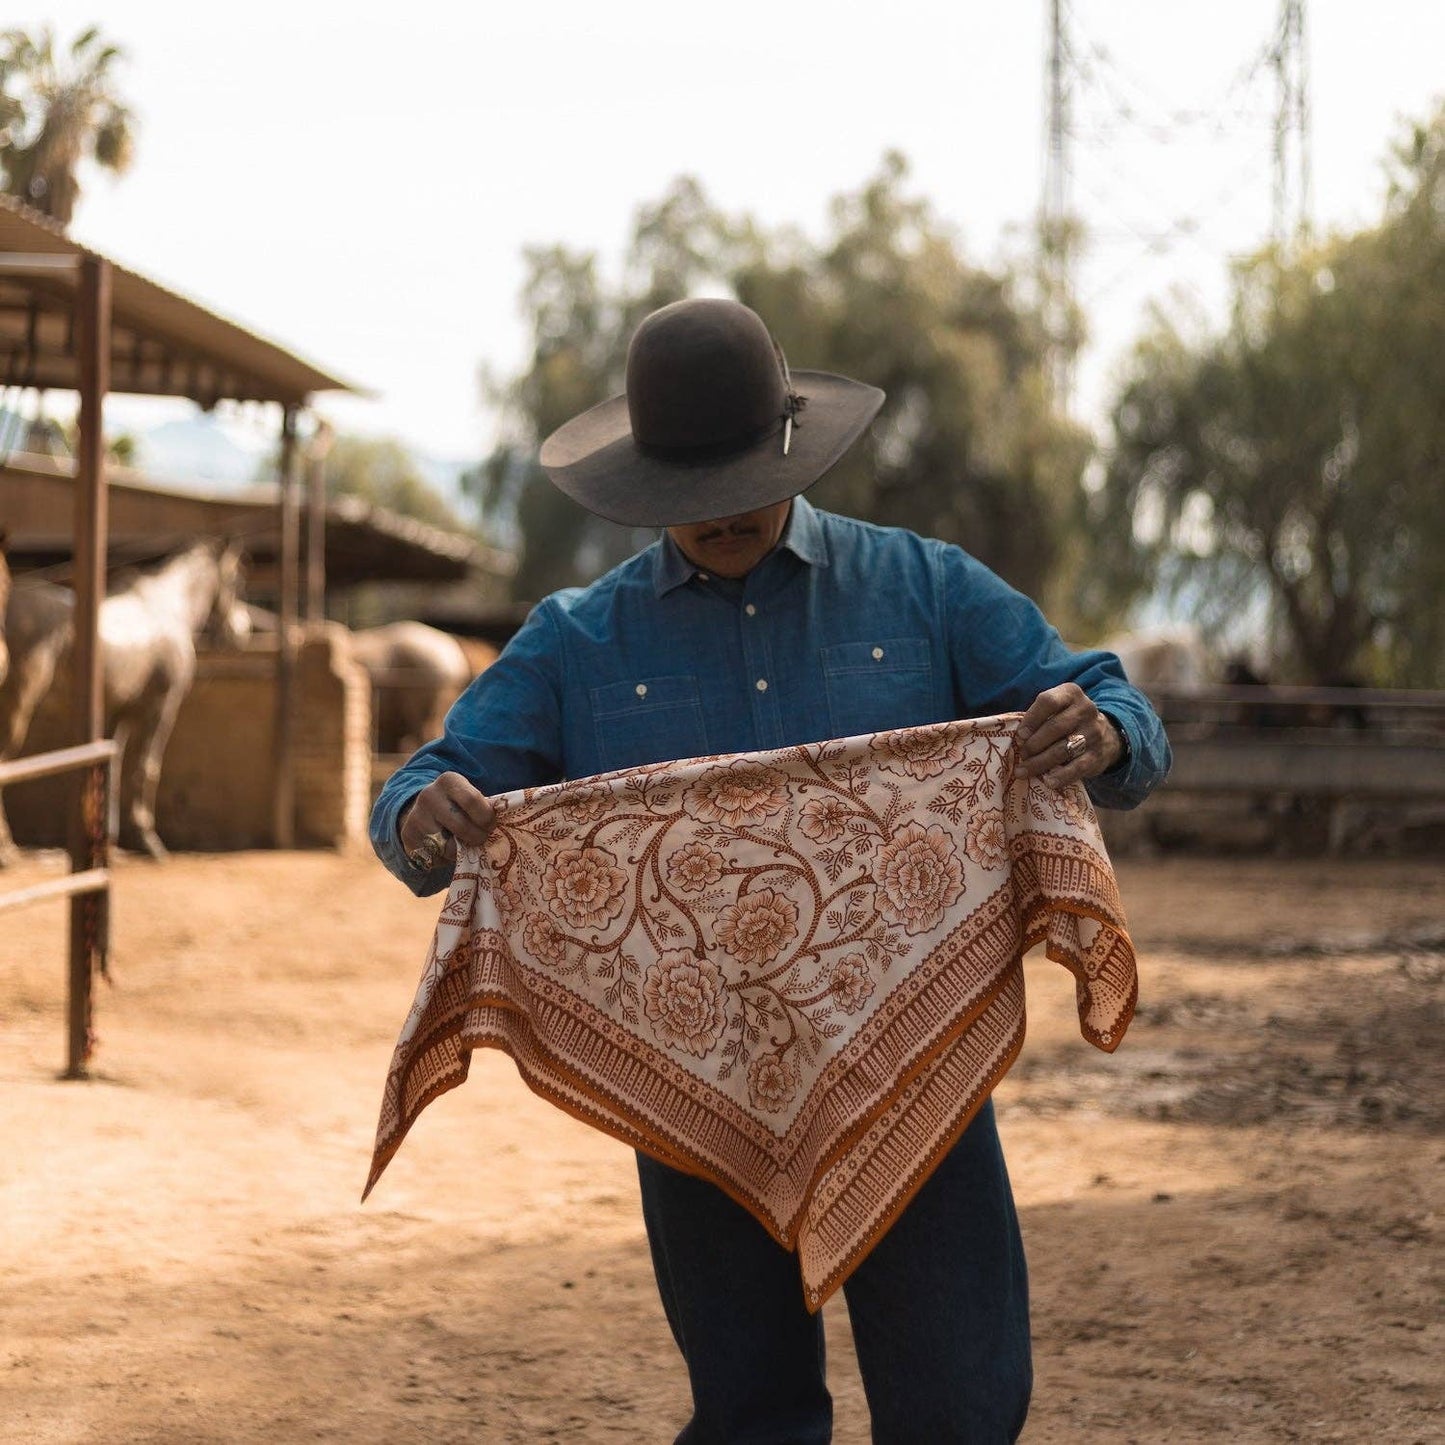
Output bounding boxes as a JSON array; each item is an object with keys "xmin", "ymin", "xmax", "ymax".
[{"xmin": 0, "ymin": 25, "xmax": 135, "ymax": 228}]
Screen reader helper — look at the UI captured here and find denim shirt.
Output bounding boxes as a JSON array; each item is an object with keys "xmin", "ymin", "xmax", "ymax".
[{"xmin": 372, "ymin": 498, "xmax": 1171, "ymax": 895}]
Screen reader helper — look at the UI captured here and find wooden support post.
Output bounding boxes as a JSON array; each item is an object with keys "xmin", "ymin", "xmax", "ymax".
[
  {"xmin": 272, "ymin": 405, "xmax": 300, "ymax": 848},
  {"xmin": 305, "ymin": 418, "xmax": 333, "ymax": 622},
  {"xmin": 67, "ymin": 255, "xmax": 111, "ymax": 1079}
]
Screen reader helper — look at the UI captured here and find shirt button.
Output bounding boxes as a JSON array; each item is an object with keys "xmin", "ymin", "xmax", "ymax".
[
  {"xmin": 696, "ymin": 572, "xmax": 709, "ymax": 582},
  {"xmin": 755, "ymin": 678, "xmax": 768, "ymax": 692},
  {"xmin": 872, "ymin": 646, "xmax": 885, "ymax": 660},
  {"xmin": 745, "ymin": 604, "xmax": 757, "ymax": 617},
  {"xmin": 635, "ymin": 683, "xmax": 648, "ymax": 697}
]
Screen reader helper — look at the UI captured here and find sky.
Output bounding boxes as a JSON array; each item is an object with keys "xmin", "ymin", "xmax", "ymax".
[{"xmin": 17, "ymin": 1, "xmax": 1445, "ymax": 467}]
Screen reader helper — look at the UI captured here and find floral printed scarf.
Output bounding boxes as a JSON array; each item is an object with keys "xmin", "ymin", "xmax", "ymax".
[{"xmin": 365, "ymin": 714, "xmax": 1137, "ymax": 1310}]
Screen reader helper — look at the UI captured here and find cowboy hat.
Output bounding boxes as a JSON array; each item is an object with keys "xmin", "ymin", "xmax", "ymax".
[{"xmin": 538, "ymin": 298, "xmax": 885, "ymax": 527}]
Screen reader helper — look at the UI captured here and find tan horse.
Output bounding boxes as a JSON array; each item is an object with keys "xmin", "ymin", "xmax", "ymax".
[
  {"xmin": 0, "ymin": 540, "xmax": 245, "ymax": 864},
  {"xmin": 348, "ymin": 621, "xmax": 492, "ymax": 754}
]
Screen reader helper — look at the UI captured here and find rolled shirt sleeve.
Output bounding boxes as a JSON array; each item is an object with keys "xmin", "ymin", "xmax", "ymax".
[
  {"xmin": 369, "ymin": 600, "xmax": 568, "ymax": 894},
  {"xmin": 935, "ymin": 544, "xmax": 1171, "ymax": 810}
]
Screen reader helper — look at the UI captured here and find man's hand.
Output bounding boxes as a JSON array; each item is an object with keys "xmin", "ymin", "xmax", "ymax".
[
  {"xmin": 1014, "ymin": 684, "xmax": 1124, "ymax": 790},
  {"xmin": 399, "ymin": 771, "xmax": 496, "ymax": 870}
]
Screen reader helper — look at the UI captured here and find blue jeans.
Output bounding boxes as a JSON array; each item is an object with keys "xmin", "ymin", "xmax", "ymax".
[{"xmin": 637, "ymin": 1099, "xmax": 1031, "ymax": 1444}]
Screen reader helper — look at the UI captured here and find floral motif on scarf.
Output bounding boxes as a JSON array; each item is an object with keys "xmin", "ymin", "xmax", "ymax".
[{"xmin": 366, "ymin": 714, "xmax": 1136, "ymax": 1310}]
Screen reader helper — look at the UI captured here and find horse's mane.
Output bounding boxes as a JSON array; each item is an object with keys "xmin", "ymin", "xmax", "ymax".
[{"xmin": 113, "ymin": 538, "xmax": 223, "ymax": 586}]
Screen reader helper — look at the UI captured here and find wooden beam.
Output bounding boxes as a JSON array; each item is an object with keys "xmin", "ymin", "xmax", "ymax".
[
  {"xmin": 0, "ymin": 868, "xmax": 111, "ymax": 915},
  {"xmin": 23, "ymin": 298, "xmax": 39, "ymax": 382},
  {"xmin": 272, "ymin": 405, "xmax": 300, "ymax": 848},
  {"xmin": 305, "ymin": 419, "xmax": 333, "ymax": 621},
  {"xmin": 0, "ymin": 254, "xmax": 82, "ymax": 274},
  {"xmin": 67, "ymin": 255, "xmax": 112, "ymax": 1080},
  {"xmin": 1163, "ymin": 734, "xmax": 1445, "ymax": 797},
  {"xmin": 0, "ymin": 738, "xmax": 116, "ymax": 786}
]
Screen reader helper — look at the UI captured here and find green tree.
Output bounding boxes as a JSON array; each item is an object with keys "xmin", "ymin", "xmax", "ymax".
[
  {"xmin": 467, "ymin": 244, "xmax": 649, "ymax": 599},
  {"xmin": 1089, "ymin": 106, "xmax": 1445, "ymax": 686},
  {"xmin": 55, "ymin": 415, "xmax": 138, "ymax": 465},
  {"xmin": 0, "ymin": 24, "xmax": 136, "ymax": 227},
  {"xmin": 474, "ymin": 157, "xmax": 1088, "ymax": 608},
  {"xmin": 324, "ymin": 435, "xmax": 464, "ymax": 533}
]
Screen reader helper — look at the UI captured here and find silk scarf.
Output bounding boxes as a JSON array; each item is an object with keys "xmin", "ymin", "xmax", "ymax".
[{"xmin": 365, "ymin": 714, "xmax": 1137, "ymax": 1309}]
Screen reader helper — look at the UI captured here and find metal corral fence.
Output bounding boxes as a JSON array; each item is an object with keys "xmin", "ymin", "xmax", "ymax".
[
  {"xmin": 364, "ymin": 678, "xmax": 1445, "ymax": 853},
  {"xmin": 1141, "ymin": 685, "xmax": 1445, "ymax": 853}
]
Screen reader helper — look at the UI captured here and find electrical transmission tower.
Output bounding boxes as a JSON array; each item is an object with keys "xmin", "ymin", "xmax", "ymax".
[
  {"xmin": 1271, "ymin": 0, "xmax": 1312, "ymax": 248},
  {"xmin": 1038, "ymin": 0, "xmax": 1314, "ymax": 415},
  {"xmin": 1039, "ymin": 0, "xmax": 1074, "ymax": 410}
]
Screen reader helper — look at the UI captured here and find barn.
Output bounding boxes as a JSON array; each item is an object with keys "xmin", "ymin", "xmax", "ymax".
[
  {"xmin": 1, "ymin": 451, "xmax": 514, "ymax": 851},
  {"xmin": 0, "ymin": 192, "xmax": 509, "ymax": 1070}
]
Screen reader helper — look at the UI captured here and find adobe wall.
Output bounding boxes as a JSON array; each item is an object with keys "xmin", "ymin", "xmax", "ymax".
[
  {"xmin": 291, "ymin": 625, "xmax": 372, "ymax": 849},
  {"xmin": 3, "ymin": 626, "xmax": 370, "ymax": 852}
]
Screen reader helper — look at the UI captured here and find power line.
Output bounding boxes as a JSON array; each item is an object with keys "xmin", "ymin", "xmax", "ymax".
[{"xmin": 1039, "ymin": 2, "xmax": 1314, "ymax": 414}]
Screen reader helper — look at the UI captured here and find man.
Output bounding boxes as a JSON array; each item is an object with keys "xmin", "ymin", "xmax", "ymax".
[{"xmin": 372, "ymin": 298, "xmax": 1170, "ymax": 1443}]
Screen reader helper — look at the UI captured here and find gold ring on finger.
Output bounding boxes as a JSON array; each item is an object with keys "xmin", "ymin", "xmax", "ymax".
[
  {"xmin": 1065, "ymin": 732, "xmax": 1087, "ymax": 760},
  {"xmin": 408, "ymin": 828, "xmax": 449, "ymax": 871}
]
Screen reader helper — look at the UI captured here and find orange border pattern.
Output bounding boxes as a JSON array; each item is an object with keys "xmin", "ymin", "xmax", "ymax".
[{"xmin": 365, "ymin": 715, "xmax": 1137, "ymax": 1310}]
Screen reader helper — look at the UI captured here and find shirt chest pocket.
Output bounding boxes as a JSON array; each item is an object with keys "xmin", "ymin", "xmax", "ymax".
[
  {"xmin": 591, "ymin": 675, "xmax": 709, "ymax": 774},
  {"xmin": 822, "ymin": 637, "xmax": 936, "ymax": 739}
]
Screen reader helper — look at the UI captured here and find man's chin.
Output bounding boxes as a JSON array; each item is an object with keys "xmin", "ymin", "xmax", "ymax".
[{"xmin": 698, "ymin": 540, "xmax": 762, "ymax": 574}]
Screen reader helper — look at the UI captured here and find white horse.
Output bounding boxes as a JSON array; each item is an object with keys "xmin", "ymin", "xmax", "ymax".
[{"xmin": 0, "ymin": 539, "xmax": 245, "ymax": 864}]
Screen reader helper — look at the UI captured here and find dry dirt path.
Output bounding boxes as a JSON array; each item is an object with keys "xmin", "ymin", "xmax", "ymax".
[{"xmin": 1, "ymin": 850, "xmax": 1441, "ymax": 1443}]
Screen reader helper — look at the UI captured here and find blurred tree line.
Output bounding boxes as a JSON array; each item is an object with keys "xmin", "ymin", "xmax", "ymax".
[
  {"xmin": 321, "ymin": 435, "xmax": 464, "ymax": 532},
  {"xmin": 1088, "ymin": 106, "xmax": 1445, "ymax": 688},
  {"xmin": 472, "ymin": 116, "xmax": 1445, "ymax": 689},
  {"xmin": 467, "ymin": 154, "xmax": 1091, "ymax": 618},
  {"xmin": 250, "ymin": 432, "xmax": 465, "ymax": 534}
]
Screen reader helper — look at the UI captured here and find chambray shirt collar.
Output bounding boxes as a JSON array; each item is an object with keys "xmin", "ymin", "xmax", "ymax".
[{"xmin": 651, "ymin": 495, "xmax": 830, "ymax": 597}]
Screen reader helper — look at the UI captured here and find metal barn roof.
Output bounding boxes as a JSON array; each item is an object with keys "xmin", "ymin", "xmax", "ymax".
[
  {"xmin": 0, "ymin": 455, "xmax": 509, "ymax": 587},
  {"xmin": 0, "ymin": 193, "xmax": 356, "ymax": 405}
]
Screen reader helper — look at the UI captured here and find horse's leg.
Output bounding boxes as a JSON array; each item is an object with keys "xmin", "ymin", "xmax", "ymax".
[
  {"xmin": 0, "ymin": 648, "xmax": 62, "ymax": 867},
  {"xmin": 115, "ymin": 676, "xmax": 186, "ymax": 860},
  {"xmin": 108, "ymin": 716, "xmax": 131, "ymax": 844}
]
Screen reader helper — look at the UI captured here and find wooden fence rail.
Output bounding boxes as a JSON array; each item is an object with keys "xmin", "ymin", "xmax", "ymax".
[
  {"xmin": 1139, "ymin": 686, "xmax": 1445, "ymax": 855},
  {"xmin": 0, "ymin": 738, "xmax": 118, "ymax": 1077}
]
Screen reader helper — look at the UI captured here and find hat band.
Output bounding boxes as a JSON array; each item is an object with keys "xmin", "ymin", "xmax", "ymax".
[{"xmin": 633, "ymin": 394, "xmax": 805, "ymax": 467}]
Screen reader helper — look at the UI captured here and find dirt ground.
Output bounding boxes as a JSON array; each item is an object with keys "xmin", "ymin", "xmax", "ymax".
[{"xmin": 1, "ymin": 847, "xmax": 1441, "ymax": 1444}]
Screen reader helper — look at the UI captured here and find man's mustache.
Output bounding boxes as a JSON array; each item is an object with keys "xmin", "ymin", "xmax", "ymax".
[{"xmin": 697, "ymin": 523, "xmax": 759, "ymax": 543}]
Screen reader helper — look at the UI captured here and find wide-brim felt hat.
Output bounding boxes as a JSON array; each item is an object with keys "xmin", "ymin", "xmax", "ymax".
[{"xmin": 538, "ymin": 297, "xmax": 885, "ymax": 527}]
